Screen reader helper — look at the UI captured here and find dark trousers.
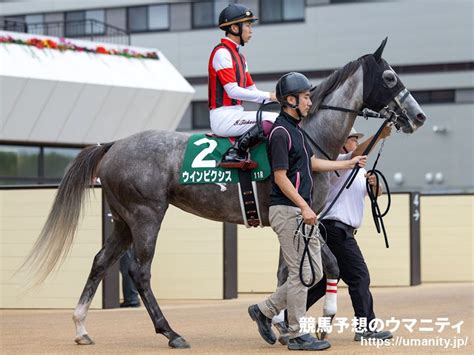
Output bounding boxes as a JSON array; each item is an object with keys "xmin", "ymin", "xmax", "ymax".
[
  {"xmin": 306, "ymin": 224, "xmax": 376, "ymax": 323},
  {"xmin": 119, "ymin": 248, "xmax": 139, "ymax": 304}
]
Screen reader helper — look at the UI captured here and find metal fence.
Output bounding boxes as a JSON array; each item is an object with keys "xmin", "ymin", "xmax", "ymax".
[{"xmin": 0, "ymin": 18, "xmax": 130, "ymax": 45}]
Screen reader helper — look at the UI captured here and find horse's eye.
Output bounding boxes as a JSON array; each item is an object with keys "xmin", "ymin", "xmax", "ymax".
[{"xmin": 382, "ymin": 70, "xmax": 397, "ymax": 88}]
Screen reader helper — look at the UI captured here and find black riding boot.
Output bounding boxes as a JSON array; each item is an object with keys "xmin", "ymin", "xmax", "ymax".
[{"xmin": 220, "ymin": 124, "xmax": 263, "ymax": 170}]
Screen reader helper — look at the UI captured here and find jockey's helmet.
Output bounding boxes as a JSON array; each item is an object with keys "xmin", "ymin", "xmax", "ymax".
[
  {"xmin": 276, "ymin": 72, "xmax": 314, "ymax": 105},
  {"xmin": 218, "ymin": 4, "xmax": 258, "ymax": 32}
]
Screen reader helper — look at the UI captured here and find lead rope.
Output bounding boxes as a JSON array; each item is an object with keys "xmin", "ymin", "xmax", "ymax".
[
  {"xmin": 294, "ymin": 218, "xmax": 328, "ymax": 287},
  {"xmin": 317, "ymin": 118, "xmax": 391, "ymax": 222},
  {"xmin": 365, "ymin": 138, "xmax": 391, "ymax": 248},
  {"xmin": 297, "ymin": 118, "xmax": 393, "ymax": 284},
  {"xmin": 279, "ymin": 104, "xmax": 395, "ymax": 284}
]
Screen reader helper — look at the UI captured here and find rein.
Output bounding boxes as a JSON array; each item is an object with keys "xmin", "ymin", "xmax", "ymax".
[
  {"xmin": 303, "ymin": 105, "xmax": 387, "ymax": 154},
  {"xmin": 317, "ymin": 118, "xmax": 393, "ymax": 248},
  {"xmin": 296, "ymin": 106, "xmax": 393, "ymax": 284},
  {"xmin": 318, "ymin": 118, "xmax": 389, "ymax": 220},
  {"xmin": 308, "ymin": 99, "xmax": 405, "ymax": 226},
  {"xmin": 302, "ymin": 106, "xmax": 384, "ymax": 178},
  {"xmin": 259, "ymin": 100, "xmax": 396, "ymax": 286},
  {"xmin": 319, "ymin": 104, "xmax": 383, "ymax": 119}
]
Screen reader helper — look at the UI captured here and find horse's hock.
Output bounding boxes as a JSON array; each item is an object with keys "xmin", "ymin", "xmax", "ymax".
[{"xmin": 1, "ymin": 188, "xmax": 472, "ymax": 308}]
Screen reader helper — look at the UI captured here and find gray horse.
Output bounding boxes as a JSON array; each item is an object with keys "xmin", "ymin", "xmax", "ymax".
[{"xmin": 22, "ymin": 39, "xmax": 426, "ymax": 349}]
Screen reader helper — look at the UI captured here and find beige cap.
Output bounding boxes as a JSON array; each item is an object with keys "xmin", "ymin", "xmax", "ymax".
[{"xmin": 348, "ymin": 128, "xmax": 364, "ymax": 140}]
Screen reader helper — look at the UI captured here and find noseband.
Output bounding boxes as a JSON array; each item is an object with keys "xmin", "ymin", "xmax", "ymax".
[
  {"xmin": 317, "ymin": 85, "xmax": 417, "ymax": 135},
  {"xmin": 386, "ymin": 88, "xmax": 418, "ymax": 132}
]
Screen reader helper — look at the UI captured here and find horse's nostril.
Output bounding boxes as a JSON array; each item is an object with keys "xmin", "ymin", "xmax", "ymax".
[{"xmin": 417, "ymin": 113, "xmax": 426, "ymax": 122}]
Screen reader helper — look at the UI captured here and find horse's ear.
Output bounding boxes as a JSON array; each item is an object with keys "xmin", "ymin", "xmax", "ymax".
[{"xmin": 373, "ymin": 37, "xmax": 388, "ymax": 62}]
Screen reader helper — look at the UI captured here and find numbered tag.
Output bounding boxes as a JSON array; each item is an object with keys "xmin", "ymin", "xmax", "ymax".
[{"xmin": 191, "ymin": 138, "xmax": 218, "ymax": 168}]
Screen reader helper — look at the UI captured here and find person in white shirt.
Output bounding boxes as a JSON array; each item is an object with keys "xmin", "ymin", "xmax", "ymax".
[{"xmin": 306, "ymin": 126, "xmax": 394, "ymax": 342}]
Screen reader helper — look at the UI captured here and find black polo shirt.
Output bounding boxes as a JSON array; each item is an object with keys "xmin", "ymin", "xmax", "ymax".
[{"xmin": 268, "ymin": 111, "xmax": 314, "ymax": 207}]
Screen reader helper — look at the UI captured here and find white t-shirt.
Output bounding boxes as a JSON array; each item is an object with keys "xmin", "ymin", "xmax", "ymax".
[{"xmin": 322, "ymin": 152, "xmax": 367, "ymax": 229}]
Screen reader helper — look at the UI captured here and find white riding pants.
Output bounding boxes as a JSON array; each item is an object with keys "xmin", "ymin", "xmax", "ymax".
[{"xmin": 210, "ymin": 105, "xmax": 278, "ymax": 137}]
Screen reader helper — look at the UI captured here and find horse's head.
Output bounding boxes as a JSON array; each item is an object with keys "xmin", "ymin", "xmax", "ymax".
[{"xmin": 362, "ymin": 38, "xmax": 427, "ymax": 133}]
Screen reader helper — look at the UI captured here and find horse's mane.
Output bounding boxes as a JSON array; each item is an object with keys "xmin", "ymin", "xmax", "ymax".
[{"xmin": 309, "ymin": 55, "xmax": 368, "ymax": 116}]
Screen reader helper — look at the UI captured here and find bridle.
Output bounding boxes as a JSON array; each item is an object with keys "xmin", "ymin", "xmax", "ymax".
[
  {"xmin": 382, "ymin": 87, "xmax": 418, "ymax": 132},
  {"xmin": 301, "ymin": 87, "xmax": 414, "ymax": 249},
  {"xmin": 311, "ymin": 96, "xmax": 407, "ymax": 250},
  {"xmin": 318, "ymin": 86, "xmax": 416, "ymax": 131},
  {"xmin": 256, "ymin": 86, "xmax": 412, "ymax": 286}
]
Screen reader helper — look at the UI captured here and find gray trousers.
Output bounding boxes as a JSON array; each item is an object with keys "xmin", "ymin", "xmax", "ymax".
[
  {"xmin": 277, "ymin": 237, "xmax": 340, "ymax": 287},
  {"xmin": 258, "ymin": 205, "xmax": 323, "ymax": 338}
]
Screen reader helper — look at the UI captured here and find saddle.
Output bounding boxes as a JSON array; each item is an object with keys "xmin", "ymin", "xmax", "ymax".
[
  {"xmin": 204, "ymin": 133, "xmax": 259, "ymax": 170},
  {"xmin": 180, "ymin": 133, "xmax": 270, "ymax": 227}
]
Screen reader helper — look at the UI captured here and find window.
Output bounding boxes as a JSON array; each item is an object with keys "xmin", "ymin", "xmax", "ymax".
[
  {"xmin": 25, "ymin": 14, "xmax": 44, "ymax": 35},
  {"xmin": 192, "ymin": 1, "xmax": 236, "ymax": 29},
  {"xmin": 0, "ymin": 145, "xmax": 82, "ymax": 185},
  {"xmin": 0, "ymin": 146, "xmax": 39, "ymax": 178},
  {"xmin": 261, "ymin": 0, "xmax": 282, "ymax": 23},
  {"xmin": 260, "ymin": 0, "xmax": 305, "ymax": 23},
  {"xmin": 128, "ymin": 5, "xmax": 169, "ymax": 32},
  {"xmin": 412, "ymin": 91, "xmax": 430, "ymax": 104},
  {"xmin": 283, "ymin": 0, "xmax": 305, "ymax": 21},
  {"xmin": 412, "ymin": 90, "xmax": 455, "ymax": 104},
  {"xmin": 192, "ymin": 1, "xmax": 215, "ymax": 28},
  {"xmin": 44, "ymin": 12, "xmax": 65, "ymax": 38},
  {"xmin": 330, "ymin": 0, "xmax": 363, "ymax": 4},
  {"xmin": 0, "ymin": 146, "xmax": 39, "ymax": 185},
  {"xmin": 3, "ymin": 16, "xmax": 26, "ymax": 32},
  {"xmin": 192, "ymin": 102, "xmax": 210, "ymax": 129},
  {"xmin": 148, "ymin": 4, "xmax": 169, "ymax": 30},
  {"xmin": 455, "ymin": 89, "xmax": 474, "ymax": 103},
  {"xmin": 306, "ymin": 0, "xmax": 330, "ymax": 6},
  {"xmin": 65, "ymin": 10, "xmax": 105, "ymax": 36},
  {"xmin": 128, "ymin": 6, "xmax": 147, "ymax": 32},
  {"xmin": 44, "ymin": 148, "xmax": 80, "ymax": 179},
  {"xmin": 85, "ymin": 9, "xmax": 105, "ymax": 35},
  {"xmin": 430, "ymin": 90, "xmax": 455, "ymax": 103},
  {"xmin": 65, "ymin": 11, "xmax": 85, "ymax": 36},
  {"xmin": 170, "ymin": 3, "xmax": 192, "ymax": 31}
]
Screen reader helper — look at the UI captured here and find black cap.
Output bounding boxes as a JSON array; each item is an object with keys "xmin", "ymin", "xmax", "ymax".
[{"xmin": 276, "ymin": 72, "xmax": 313, "ymax": 104}]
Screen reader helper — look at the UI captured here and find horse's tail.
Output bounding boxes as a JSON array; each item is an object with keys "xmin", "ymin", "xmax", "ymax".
[{"xmin": 20, "ymin": 142, "xmax": 114, "ymax": 285}]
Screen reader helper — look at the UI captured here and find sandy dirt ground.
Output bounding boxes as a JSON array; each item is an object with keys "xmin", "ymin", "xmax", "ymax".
[{"xmin": 1, "ymin": 282, "xmax": 472, "ymax": 354}]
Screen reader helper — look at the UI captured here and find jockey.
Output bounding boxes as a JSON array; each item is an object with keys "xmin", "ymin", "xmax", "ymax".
[{"xmin": 209, "ymin": 4, "xmax": 278, "ymax": 169}]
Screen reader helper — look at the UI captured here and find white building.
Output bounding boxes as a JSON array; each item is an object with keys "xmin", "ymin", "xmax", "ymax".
[
  {"xmin": 0, "ymin": 31, "xmax": 194, "ymax": 145},
  {"xmin": 1, "ymin": 0, "xmax": 473, "ymax": 191}
]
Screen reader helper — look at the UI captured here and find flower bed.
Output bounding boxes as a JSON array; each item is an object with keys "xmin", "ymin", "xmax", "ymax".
[{"xmin": 0, "ymin": 35, "xmax": 159, "ymax": 60}]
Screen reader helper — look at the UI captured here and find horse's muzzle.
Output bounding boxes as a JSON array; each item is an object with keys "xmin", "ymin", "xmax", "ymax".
[{"xmin": 416, "ymin": 113, "xmax": 427, "ymax": 125}]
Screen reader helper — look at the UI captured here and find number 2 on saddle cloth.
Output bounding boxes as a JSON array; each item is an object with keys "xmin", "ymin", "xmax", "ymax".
[{"xmin": 179, "ymin": 134, "xmax": 270, "ymax": 185}]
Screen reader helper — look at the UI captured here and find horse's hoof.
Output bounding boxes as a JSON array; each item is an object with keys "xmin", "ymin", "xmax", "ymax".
[
  {"xmin": 74, "ymin": 334, "xmax": 95, "ymax": 345},
  {"xmin": 168, "ymin": 336, "xmax": 190, "ymax": 349}
]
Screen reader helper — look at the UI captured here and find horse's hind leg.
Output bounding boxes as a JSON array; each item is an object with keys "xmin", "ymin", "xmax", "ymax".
[
  {"xmin": 73, "ymin": 220, "xmax": 131, "ymax": 345},
  {"xmin": 128, "ymin": 203, "xmax": 190, "ymax": 349}
]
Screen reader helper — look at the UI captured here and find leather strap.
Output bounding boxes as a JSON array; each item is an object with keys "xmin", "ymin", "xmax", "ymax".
[
  {"xmin": 238, "ymin": 169, "xmax": 261, "ymax": 227},
  {"xmin": 322, "ymin": 219, "xmax": 357, "ymax": 235}
]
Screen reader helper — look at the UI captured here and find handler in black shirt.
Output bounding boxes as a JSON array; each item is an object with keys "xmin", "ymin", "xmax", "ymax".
[{"xmin": 248, "ymin": 72, "xmax": 366, "ymax": 351}]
